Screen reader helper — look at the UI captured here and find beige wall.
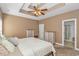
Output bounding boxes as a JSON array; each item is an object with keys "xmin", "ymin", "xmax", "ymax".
[
  {"xmin": 2, "ymin": 9, "xmax": 79, "ymax": 48},
  {"xmin": 3, "ymin": 14, "xmax": 39, "ymax": 38},
  {"xmin": 39, "ymin": 9, "xmax": 79, "ymax": 48}
]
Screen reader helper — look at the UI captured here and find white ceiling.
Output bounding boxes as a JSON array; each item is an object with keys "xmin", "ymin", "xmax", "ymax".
[{"xmin": 0, "ymin": 3, "xmax": 79, "ymax": 20}]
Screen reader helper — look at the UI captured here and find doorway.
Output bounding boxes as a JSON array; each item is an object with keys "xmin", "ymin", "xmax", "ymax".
[
  {"xmin": 39, "ymin": 24, "xmax": 45, "ymax": 40},
  {"xmin": 62, "ymin": 18, "xmax": 77, "ymax": 49}
]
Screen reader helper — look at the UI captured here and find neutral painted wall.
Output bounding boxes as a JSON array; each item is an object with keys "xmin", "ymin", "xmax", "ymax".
[
  {"xmin": 3, "ymin": 14, "xmax": 39, "ymax": 38},
  {"xmin": 2, "ymin": 9, "xmax": 79, "ymax": 49},
  {"xmin": 39, "ymin": 9, "xmax": 79, "ymax": 48}
]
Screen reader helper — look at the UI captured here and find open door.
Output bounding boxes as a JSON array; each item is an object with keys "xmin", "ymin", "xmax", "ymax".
[
  {"xmin": 64, "ymin": 21, "xmax": 75, "ymax": 48},
  {"xmin": 62, "ymin": 18, "xmax": 77, "ymax": 49}
]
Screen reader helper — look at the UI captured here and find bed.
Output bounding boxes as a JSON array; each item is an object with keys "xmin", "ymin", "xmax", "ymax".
[
  {"xmin": 17, "ymin": 37, "xmax": 56, "ymax": 56},
  {"xmin": 0, "ymin": 29, "xmax": 56, "ymax": 56},
  {"xmin": 0, "ymin": 37, "xmax": 55, "ymax": 56}
]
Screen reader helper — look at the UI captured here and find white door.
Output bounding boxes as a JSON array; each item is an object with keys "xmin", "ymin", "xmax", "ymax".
[{"xmin": 39, "ymin": 24, "xmax": 44, "ymax": 40}]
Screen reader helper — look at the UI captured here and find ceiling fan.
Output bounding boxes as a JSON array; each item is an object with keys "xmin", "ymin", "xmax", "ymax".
[
  {"xmin": 20, "ymin": 3, "xmax": 65, "ymax": 16},
  {"xmin": 26, "ymin": 4, "xmax": 48, "ymax": 16}
]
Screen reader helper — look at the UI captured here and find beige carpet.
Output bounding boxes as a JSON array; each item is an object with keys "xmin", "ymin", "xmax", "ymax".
[{"xmin": 55, "ymin": 47, "xmax": 79, "ymax": 56}]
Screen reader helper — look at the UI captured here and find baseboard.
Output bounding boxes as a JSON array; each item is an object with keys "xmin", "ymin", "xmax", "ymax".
[
  {"xmin": 55, "ymin": 43, "xmax": 63, "ymax": 46},
  {"xmin": 55, "ymin": 43, "xmax": 79, "ymax": 51},
  {"xmin": 75, "ymin": 48, "xmax": 79, "ymax": 51}
]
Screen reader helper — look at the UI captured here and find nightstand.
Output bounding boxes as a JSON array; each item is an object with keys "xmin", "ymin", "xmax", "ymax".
[{"xmin": 34, "ymin": 35, "xmax": 38, "ymax": 38}]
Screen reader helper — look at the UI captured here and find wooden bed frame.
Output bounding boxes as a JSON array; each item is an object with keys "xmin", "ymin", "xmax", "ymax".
[{"xmin": 45, "ymin": 51, "xmax": 54, "ymax": 56}]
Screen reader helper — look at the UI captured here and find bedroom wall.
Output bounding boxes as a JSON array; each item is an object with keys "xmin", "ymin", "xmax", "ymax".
[
  {"xmin": 3, "ymin": 14, "xmax": 39, "ymax": 38},
  {"xmin": 39, "ymin": 9, "xmax": 79, "ymax": 48}
]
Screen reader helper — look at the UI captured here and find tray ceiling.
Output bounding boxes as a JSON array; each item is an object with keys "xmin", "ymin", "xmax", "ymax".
[{"xmin": 0, "ymin": 3, "xmax": 79, "ymax": 20}]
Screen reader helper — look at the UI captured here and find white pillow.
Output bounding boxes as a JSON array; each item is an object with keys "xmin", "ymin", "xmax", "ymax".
[
  {"xmin": 2, "ymin": 39, "xmax": 15, "ymax": 53},
  {"xmin": 9, "ymin": 37, "xmax": 19, "ymax": 46},
  {"xmin": 0, "ymin": 38, "xmax": 2, "ymax": 44}
]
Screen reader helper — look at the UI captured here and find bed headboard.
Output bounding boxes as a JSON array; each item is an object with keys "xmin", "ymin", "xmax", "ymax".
[
  {"xmin": 45, "ymin": 31, "xmax": 56, "ymax": 44},
  {"xmin": 26, "ymin": 29, "xmax": 34, "ymax": 37}
]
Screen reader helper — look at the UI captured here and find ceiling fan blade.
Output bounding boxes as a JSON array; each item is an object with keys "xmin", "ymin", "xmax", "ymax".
[
  {"xmin": 48, "ymin": 3, "xmax": 65, "ymax": 12},
  {"xmin": 41, "ymin": 9, "xmax": 48, "ymax": 11},
  {"xmin": 26, "ymin": 10, "xmax": 35, "ymax": 12},
  {"xmin": 41, "ymin": 12, "xmax": 45, "ymax": 15},
  {"xmin": 19, "ymin": 9, "xmax": 34, "ymax": 16},
  {"xmin": 33, "ymin": 6, "xmax": 37, "ymax": 10}
]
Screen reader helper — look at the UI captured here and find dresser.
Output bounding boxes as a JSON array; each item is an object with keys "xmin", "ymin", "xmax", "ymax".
[{"xmin": 45, "ymin": 31, "xmax": 55, "ymax": 45}]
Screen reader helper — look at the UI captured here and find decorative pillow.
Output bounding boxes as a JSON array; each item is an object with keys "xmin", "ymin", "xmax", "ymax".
[
  {"xmin": 0, "ymin": 45, "xmax": 8, "ymax": 56},
  {"xmin": 2, "ymin": 39, "xmax": 15, "ymax": 53},
  {"xmin": 0, "ymin": 38, "xmax": 1, "ymax": 44},
  {"xmin": 9, "ymin": 37, "xmax": 19, "ymax": 46},
  {"xmin": 0, "ymin": 34, "xmax": 2, "ymax": 44},
  {"xmin": 0, "ymin": 34, "xmax": 6, "ymax": 44},
  {"xmin": 0, "ymin": 34, "xmax": 16, "ymax": 52}
]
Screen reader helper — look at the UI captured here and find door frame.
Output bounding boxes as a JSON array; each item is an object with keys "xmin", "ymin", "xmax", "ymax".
[{"xmin": 62, "ymin": 18, "xmax": 77, "ymax": 50}]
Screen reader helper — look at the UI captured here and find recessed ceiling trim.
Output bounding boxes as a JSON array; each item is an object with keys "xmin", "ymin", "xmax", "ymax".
[{"xmin": 0, "ymin": 3, "xmax": 79, "ymax": 20}]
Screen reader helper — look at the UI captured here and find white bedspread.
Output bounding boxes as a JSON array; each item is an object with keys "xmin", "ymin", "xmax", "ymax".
[{"xmin": 18, "ymin": 37, "xmax": 56, "ymax": 56}]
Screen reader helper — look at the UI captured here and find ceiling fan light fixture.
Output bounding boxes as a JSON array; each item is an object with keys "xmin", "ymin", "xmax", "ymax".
[
  {"xmin": 33, "ymin": 11, "xmax": 42, "ymax": 16},
  {"xmin": 33, "ymin": 11, "xmax": 38, "ymax": 16},
  {"xmin": 36, "ymin": 11, "xmax": 41, "ymax": 15}
]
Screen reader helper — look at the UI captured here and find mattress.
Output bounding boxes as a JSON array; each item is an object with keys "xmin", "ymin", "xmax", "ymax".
[{"xmin": 18, "ymin": 37, "xmax": 56, "ymax": 56}]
